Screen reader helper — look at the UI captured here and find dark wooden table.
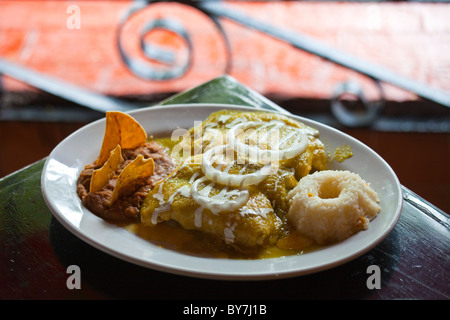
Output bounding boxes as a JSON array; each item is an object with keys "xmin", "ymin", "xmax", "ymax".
[{"xmin": 1, "ymin": 76, "xmax": 449, "ymax": 302}]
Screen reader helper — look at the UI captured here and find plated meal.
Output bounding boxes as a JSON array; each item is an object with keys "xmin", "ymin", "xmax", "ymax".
[{"xmin": 76, "ymin": 109, "xmax": 382, "ymax": 259}]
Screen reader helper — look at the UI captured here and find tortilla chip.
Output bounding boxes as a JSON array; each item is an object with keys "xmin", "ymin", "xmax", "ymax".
[
  {"xmin": 111, "ymin": 155, "xmax": 155, "ymax": 204},
  {"xmin": 90, "ymin": 144, "xmax": 124, "ymax": 193},
  {"xmin": 97, "ymin": 111, "xmax": 147, "ymax": 166}
]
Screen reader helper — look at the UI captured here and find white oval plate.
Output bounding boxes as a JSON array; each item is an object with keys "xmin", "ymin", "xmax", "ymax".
[{"xmin": 41, "ymin": 104, "xmax": 402, "ymax": 280}]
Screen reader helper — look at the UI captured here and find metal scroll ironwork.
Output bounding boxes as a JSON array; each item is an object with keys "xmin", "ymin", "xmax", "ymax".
[
  {"xmin": 0, "ymin": 57, "xmax": 136, "ymax": 114},
  {"xmin": 197, "ymin": 1, "xmax": 450, "ymax": 127},
  {"xmin": 331, "ymin": 80, "xmax": 385, "ymax": 127},
  {"xmin": 0, "ymin": 0, "xmax": 449, "ymax": 128},
  {"xmin": 116, "ymin": 0, "xmax": 193, "ymax": 81},
  {"xmin": 116, "ymin": 0, "xmax": 232, "ymax": 81},
  {"xmin": 116, "ymin": 0, "xmax": 449, "ymax": 127}
]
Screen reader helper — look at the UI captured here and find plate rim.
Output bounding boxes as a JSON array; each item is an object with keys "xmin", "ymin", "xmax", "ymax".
[{"xmin": 41, "ymin": 103, "xmax": 403, "ymax": 280}]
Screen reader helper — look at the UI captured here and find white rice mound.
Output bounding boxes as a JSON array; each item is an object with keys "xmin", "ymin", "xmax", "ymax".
[{"xmin": 287, "ymin": 170, "xmax": 381, "ymax": 245}]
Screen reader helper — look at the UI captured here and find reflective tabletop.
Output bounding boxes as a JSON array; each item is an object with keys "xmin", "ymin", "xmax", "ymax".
[{"xmin": 0, "ymin": 76, "xmax": 448, "ymax": 301}]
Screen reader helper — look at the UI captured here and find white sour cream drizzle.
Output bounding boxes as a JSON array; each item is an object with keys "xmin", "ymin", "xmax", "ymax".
[
  {"xmin": 224, "ymin": 221, "xmax": 238, "ymax": 244},
  {"xmin": 201, "ymin": 145, "xmax": 273, "ymax": 188},
  {"xmin": 227, "ymin": 120, "xmax": 309, "ymax": 164},
  {"xmin": 151, "ymin": 182, "xmax": 191, "ymax": 225},
  {"xmin": 191, "ymin": 176, "xmax": 250, "ymax": 215}
]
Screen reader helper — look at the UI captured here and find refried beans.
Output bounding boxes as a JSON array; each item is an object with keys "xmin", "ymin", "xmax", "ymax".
[{"xmin": 77, "ymin": 141, "xmax": 176, "ymax": 221}]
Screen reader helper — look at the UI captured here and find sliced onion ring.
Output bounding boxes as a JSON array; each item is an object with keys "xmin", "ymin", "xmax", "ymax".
[
  {"xmin": 191, "ymin": 176, "xmax": 249, "ymax": 214},
  {"xmin": 201, "ymin": 145, "xmax": 274, "ymax": 188},
  {"xmin": 227, "ymin": 121, "xmax": 308, "ymax": 164}
]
